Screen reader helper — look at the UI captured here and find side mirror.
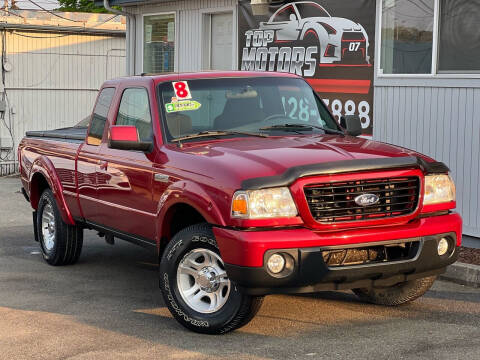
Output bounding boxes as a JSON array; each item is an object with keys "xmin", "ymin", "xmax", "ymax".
[
  {"xmin": 340, "ymin": 115, "xmax": 362, "ymax": 136},
  {"xmin": 289, "ymin": 13, "xmax": 297, "ymax": 21},
  {"xmin": 108, "ymin": 125, "xmax": 152, "ymax": 152}
]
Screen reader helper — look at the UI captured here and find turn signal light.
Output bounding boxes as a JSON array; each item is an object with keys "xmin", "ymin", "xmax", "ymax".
[{"xmin": 232, "ymin": 194, "xmax": 248, "ymax": 216}]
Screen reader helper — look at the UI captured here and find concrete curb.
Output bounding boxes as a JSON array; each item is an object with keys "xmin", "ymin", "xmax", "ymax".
[{"xmin": 440, "ymin": 262, "xmax": 480, "ymax": 288}]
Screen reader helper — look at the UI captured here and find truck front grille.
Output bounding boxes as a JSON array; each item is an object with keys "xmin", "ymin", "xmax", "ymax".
[
  {"xmin": 304, "ymin": 176, "xmax": 420, "ymax": 223},
  {"xmin": 322, "ymin": 241, "xmax": 420, "ymax": 268}
]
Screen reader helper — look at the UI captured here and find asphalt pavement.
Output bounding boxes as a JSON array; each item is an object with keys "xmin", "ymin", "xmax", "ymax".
[{"xmin": 0, "ymin": 176, "xmax": 479, "ymax": 360}]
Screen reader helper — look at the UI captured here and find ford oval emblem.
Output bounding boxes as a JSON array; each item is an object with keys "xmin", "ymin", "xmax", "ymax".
[{"xmin": 354, "ymin": 193, "xmax": 380, "ymax": 207}]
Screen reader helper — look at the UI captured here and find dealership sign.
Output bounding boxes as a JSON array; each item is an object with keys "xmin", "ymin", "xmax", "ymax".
[{"xmin": 238, "ymin": 0, "xmax": 375, "ymax": 135}]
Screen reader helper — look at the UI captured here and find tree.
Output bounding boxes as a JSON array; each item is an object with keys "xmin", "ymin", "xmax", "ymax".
[{"xmin": 57, "ymin": 0, "xmax": 118, "ymax": 13}]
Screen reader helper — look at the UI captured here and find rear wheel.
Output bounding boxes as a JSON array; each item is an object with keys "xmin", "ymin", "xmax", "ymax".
[
  {"xmin": 353, "ymin": 276, "xmax": 436, "ymax": 306},
  {"xmin": 37, "ymin": 189, "xmax": 83, "ymax": 266},
  {"xmin": 159, "ymin": 223, "xmax": 263, "ymax": 334}
]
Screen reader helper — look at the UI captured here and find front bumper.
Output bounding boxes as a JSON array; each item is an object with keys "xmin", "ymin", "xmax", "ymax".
[{"xmin": 214, "ymin": 213, "xmax": 462, "ymax": 295}]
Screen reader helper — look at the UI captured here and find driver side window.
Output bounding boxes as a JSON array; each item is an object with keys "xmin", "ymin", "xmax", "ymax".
[
  {"xmin": 273, "ymin": 5, "xmax": 297, "ymax": 22},
  {"xmin": 116, "ymin": 88, "xmax": 153, "ymax": 143}
]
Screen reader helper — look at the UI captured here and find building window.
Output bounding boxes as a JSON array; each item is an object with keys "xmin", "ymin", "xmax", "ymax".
[
  {"xmin": 379, "ymin": 0, "xmax": 480, "ymax": 76},
  {"xmin": 143, "ymin": 14, "xmax": 175, "ymax": 73},
  {"xmin": 380, "ymin": 0, "xmax": 435, "ymax": 74},
  {"xmin": 438, "ymin": 0, "xmax": 480, "ymax": 73}
]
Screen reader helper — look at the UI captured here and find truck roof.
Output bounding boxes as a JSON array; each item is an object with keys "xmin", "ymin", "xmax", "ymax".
[{"xmin": 102, "ymin": 71, "xmax": 301, "ymax": 87}]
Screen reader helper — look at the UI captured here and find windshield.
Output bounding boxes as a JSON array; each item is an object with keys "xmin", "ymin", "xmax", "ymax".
[
  {"xmin": 158, "ymin": 77, "xmax": 340, "ymax": 141},
  {"xmin": 296, "ymin": 3, "xmax": 330, "ymax": 18}
]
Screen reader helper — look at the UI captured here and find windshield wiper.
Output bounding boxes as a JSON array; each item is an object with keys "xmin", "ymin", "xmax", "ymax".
[
  {"xmin": 171, "ymin": 130, "xmax": 268, "ymax": 146},
  {"xmin": 259, "ymin": 123, "xmax": 344, "ymax": 136}
]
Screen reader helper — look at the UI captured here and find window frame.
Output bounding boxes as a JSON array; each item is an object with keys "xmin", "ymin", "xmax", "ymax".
[
  {"xmin": 114, "ymin": 86, "xmax": 154, "ymax": 144},
  {"xmin": 200, "ymin": 5, "xmax": 237, "ymax": 71},
  {"xmin": 271, "ymin": 4, "xmax": 298, "ymax": 23},
  {"xmin": 141, "ymin": 11, "xmax": 178, "ymax": 74},
  {"xmin": 376, "ymin": 0, "xmax": 480, "ymax": 79}
]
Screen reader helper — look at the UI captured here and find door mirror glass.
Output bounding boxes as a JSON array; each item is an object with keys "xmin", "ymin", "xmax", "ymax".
[
  {"xmin": 340, "ymin": 115, "xmax": 362, "ymax": 136},
  {"xmin": 108, "ymin": 125, "xmax": 152, "ymax": 152}
]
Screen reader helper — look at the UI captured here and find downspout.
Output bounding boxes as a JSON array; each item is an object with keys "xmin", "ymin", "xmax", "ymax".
[{"xmin": 104, "ymin": 0, "xmax": 136, "ymax": 75}]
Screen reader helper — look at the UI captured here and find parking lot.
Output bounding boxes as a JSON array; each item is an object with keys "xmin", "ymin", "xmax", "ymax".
[{"xmin": 0, "ymin": 176, "xmax": 479, "ymax": 360}]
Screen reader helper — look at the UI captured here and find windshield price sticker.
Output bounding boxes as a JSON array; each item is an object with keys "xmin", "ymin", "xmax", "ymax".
[
  {"xmin": 172, "ymin": 81, "xmax": 192, "ymax": 99},
  {"xmin": 165, "ymin": 100, "xmax": 201, "ymax": 113}
]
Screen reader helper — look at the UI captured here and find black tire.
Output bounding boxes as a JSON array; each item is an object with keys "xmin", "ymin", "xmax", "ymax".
[
  {"xmin": 36, "ymin": 189, "xmax": 83, "ymax": 266},
  {"xmin": 159, "ymin": 223, "xmax": 263, "ymax": 334},
  {"xmin": 353, "ymin": 276, "xmax": 436, "ymax": 306}
]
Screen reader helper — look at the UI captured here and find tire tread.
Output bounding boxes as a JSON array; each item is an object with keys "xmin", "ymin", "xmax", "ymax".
[
  {"xmin": 37, "ymin": 189, "xmax": 83, "ymax": 266},
  {"xmin": 160, "ymin": 223, "xmax": 263, "ymax": 334},
  {"xmin": 353, "ymin": 276, "xmax": 436, "ymax": 306}
]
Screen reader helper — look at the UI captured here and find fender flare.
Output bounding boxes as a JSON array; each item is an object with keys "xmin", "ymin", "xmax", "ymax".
[
  {"xmin": 29, "ymin": 156, "xmax": 75, "ymax": 225},
  {"xmin": 156, "ymin": 180, "xmax": 226, "ymax": 244}
]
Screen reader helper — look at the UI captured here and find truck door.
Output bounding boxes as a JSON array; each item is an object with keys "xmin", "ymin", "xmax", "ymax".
[
  {"xmin": 95, "ymin": 87, "xmax": 157, "ymax": 243},
  {"xmin": 77, "ymin": 87, "xmax": 116, "ymax": 220}
]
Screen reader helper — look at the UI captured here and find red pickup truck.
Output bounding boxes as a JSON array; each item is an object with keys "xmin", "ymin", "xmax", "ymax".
[{"xmin": 19, "ymin": 71, "xmax": 461, "ymax": 334}]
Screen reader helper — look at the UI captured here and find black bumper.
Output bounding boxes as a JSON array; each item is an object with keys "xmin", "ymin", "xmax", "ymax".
[{"xmin": 225, "ymin": 234, "xmax": 458, "ymax": 296}]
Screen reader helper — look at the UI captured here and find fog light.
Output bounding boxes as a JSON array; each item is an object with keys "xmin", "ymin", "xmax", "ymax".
[
  {"xmin": 437, "ymin": 238, "xmax": 449, "ymax": 256},
  {"xmin": 267, "ymin": 253, "xmax": 285, "ymax": 274}
]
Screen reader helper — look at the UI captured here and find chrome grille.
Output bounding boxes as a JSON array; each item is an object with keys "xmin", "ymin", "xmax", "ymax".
[{"xmin": 304, "ymin": 177, "xmax": 420, "ymax": 223}]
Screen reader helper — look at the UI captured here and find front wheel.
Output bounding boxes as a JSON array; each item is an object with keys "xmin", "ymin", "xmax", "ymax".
[
  {"xmin": 353, "ymin": 276, "xmax": 437, "ymax": 306},
  {"xmin": 159, "ymin": 223, "xmax": 263, "ymax": 334}
]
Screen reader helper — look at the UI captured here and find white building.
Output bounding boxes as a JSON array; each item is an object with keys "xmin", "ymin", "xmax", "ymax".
[{"xmin": 0, "ymin": 10, "xmax": 126, "ymax": 175}]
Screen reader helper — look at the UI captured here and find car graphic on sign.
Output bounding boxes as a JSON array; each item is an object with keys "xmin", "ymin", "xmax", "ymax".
[{"xmin": 259, "ymin": 1, "xmax": 370, "ymax": 65}]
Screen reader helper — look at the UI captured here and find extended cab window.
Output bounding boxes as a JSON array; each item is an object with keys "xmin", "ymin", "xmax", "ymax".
[
  {"xmin": 87, "ymin": 87, "xmax": 115, "ymax": 146},
  {"xmin": 116, "ymin": 88, "xmax": 153, "ymax": 142}
]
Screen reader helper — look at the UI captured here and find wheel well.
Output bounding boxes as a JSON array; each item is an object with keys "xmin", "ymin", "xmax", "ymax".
[
  {"xmin": 30, "ymin": 173, "xmax": 50, "ymax": 209},
  {"xmin": 160, "ymin": 203, "xmax": 207, "ymax": 256}
]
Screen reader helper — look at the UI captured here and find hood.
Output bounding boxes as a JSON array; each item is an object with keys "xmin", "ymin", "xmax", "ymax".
[{"xmin": 166, "ymin": 135, "xmax": 431, "ymax": 190}]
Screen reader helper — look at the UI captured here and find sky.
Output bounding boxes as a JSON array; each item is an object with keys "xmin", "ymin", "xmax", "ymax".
[{"xmin": 9, "ymin": 0, "xmax": 60, "ymax": 10}]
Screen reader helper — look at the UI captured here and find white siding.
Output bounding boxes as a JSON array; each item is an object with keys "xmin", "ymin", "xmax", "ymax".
[
  {"xmin": 0, "ymin": 30, "xmax": 125, "ymax": 171},
  {"xmin": 373, "ymin": 0, "xmax": 480, "ymax": 238},
  {"xmin": 374, "ymin": 85, "xmax": 480, "ymax": 237},
  {"xmin": 130, "ymin": 0, "xmax": 237, "ymax": 74}
]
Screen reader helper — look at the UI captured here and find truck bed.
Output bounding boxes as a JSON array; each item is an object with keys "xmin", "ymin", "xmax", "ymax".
[{"xmin": 25, "ymin": 126, "xmax": 87, "ymax": 142}]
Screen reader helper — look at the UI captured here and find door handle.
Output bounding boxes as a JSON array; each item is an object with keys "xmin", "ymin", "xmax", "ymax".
[{"xmin": 99, "ymin": 161, "xmax": 108, "ymax": 170}]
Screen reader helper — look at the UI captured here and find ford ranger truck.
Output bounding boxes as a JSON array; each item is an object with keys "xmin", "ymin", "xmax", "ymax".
[{"xmin": 18, "ymin": 71, "xmax": 461, "ymax": 334}]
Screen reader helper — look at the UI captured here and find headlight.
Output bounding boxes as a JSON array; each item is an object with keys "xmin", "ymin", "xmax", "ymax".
[
  {"xmin": 231, "ymin": 187, "xmax": 298, "ymax": 219},
  {"xmin": 424, "ymin": 174, "xmax": 456, "ymax": 205}
]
